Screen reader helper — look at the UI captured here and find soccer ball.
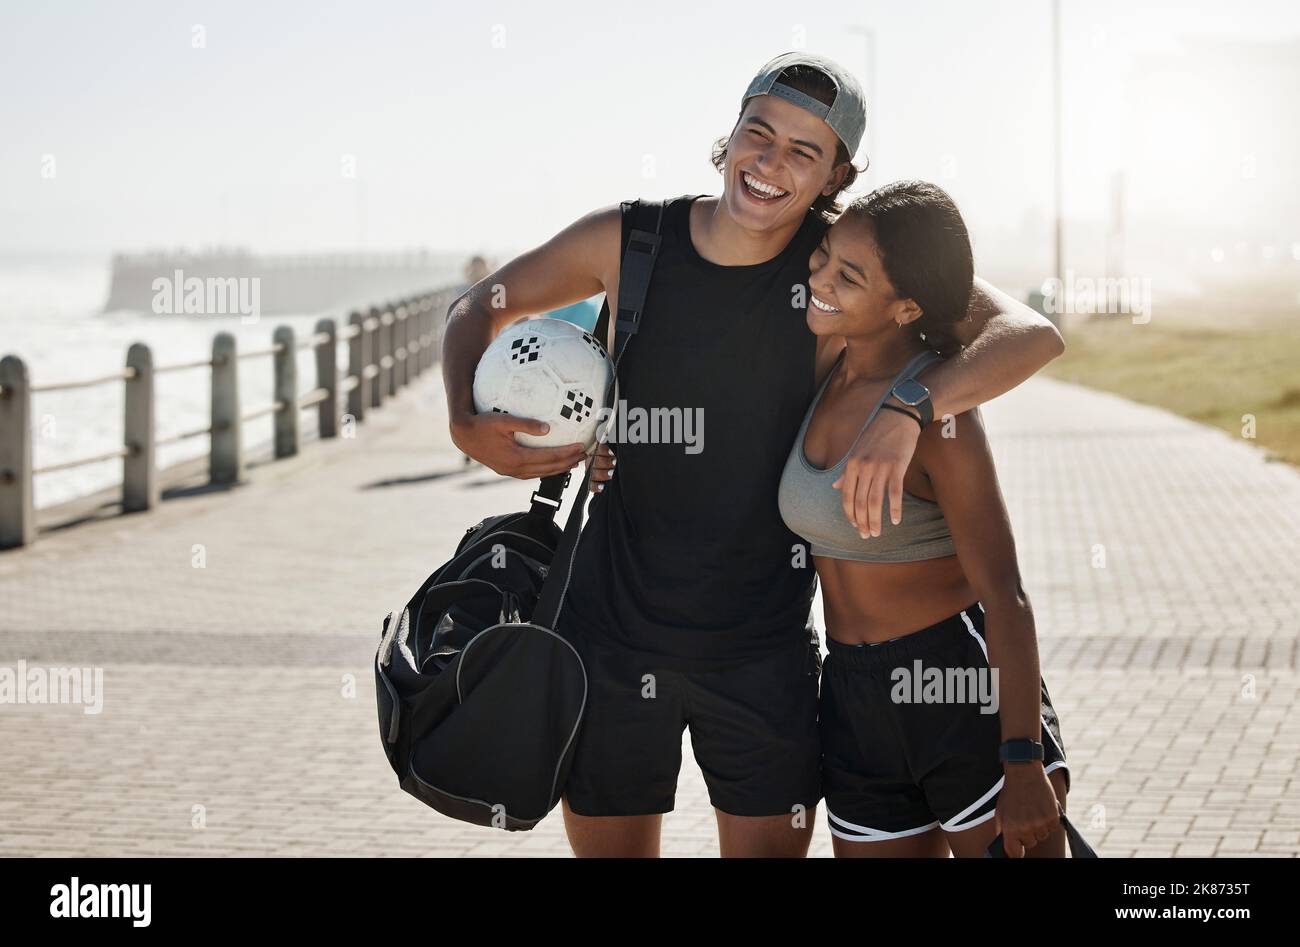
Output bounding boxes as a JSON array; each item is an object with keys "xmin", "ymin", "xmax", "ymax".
[{"xmin": 472, "ymin": 317, "xmax": 614, "ymax": 449}]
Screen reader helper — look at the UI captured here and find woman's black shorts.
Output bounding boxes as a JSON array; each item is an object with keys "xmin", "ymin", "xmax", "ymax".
[{"xmin": 820, "ymin": 602, "xmax": 1069, "ymax": 842}]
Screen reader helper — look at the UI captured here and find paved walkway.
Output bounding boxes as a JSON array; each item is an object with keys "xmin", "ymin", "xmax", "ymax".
[{"xmin": 1, "ymin": 372, "xmax": 1297, "ymax": 857}]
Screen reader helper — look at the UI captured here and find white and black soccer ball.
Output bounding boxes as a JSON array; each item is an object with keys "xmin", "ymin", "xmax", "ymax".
[{"xmin": 472, "ymin": 317, "xmax": 614, "ymax": 449}]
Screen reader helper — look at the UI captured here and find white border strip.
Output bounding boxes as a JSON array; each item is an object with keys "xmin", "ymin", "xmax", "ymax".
[
  {"xmin": 828, "ymin": 807, "xmax": 940, "ymax": 842},
  {"xmin": 941, "ymin": 762, "xmax": 1071, "ymax": 833},
  {"xmin": 959, "ymin": 609, "xmax": 988, "ymax": 661},
  {"xmin": 941, "ymin": 776, "xmax": 1003, "ymax": 831}
]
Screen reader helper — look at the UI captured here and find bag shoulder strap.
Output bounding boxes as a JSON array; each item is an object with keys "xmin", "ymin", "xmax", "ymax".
[
  {"xmin": 530, "ymin": 199, "xmax": 664, "ymax": 515},
  {"xmin": 599, "ymin": 198, "xmax": 666, "ymax": 355},
  {"xmin": 531, "ymin": 198, "xmax": 665, "ymax": 630}
]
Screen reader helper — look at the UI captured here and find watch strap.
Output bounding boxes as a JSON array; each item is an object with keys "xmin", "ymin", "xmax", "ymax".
[
  {"xmin": 999, "ymin": 738, "xmax": 1045, "ymax": 764},
  {"xmin": 915, "ymin": 395, "xmax": 934, "ymax": 428},
  {"xmin": 878, "ymin": 402, "xmax": 923, "ymax": 431}
]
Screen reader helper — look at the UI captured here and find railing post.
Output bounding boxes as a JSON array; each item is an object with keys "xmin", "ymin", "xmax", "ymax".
[
  {"xmin": 395, "ymin": 303, "xmax": 409, "ymax": 388},
  {"xmin": 211, "ymin": 332, "xmax": 242, "ymax": 484},
  {"xmin": 431, "ymin": 292, "xmax": 445, "ymax": 369},
  {"xmin": 407, "ymin": 299, "xmax": 421, "ymax": 380},
  {"xmin": 403, "ymin": 302, "xmax": 415, "ymax": 384},
  {"xmin": 347, "ymin": 311, "xmax": 368, "ymax": 422},
  {"xmin": 423, "ymin": 295, "xmax": 436, "ymax": 371},
  {"xmin": 369, "ymin": 306, "xmax": 385, "ymax": 409},
  {"xmin": 433, "ymin": 293, "xmax": 443, "ymax": 365},
  {"xmin": 315, "ymin": 318, "xmax": 338, "ymax": 439},
  {"xmin": 390, "ymin": 303, "xmax": 403, "ymax": 390},
  {"xmin": 0, "ymin": 355, "xmax": 34, "ymax": 549},
  {"xmin": 383, "ymin": 308, "xmax": 397, "ymax": 398},
  {"xmin": 414, "ymin": 298, "xmax": 425, "ymax": 374},
  {"xmin": 273, "ymin": 325, "xmax": 299, "ymax": 458},
  {"xmin": 412, "ymin": 298, "xmax": 424, "ymax": 374},
  {"xmin": 123, "ymin": 343, "xmax": 157, "ymax": 513}
]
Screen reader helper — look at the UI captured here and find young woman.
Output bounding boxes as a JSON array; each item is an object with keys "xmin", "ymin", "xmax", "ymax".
[
  {"xmin": 442, "ymin": 53, "xmax": 1064, "ymax": 858},
  {"xmin": 777, "ymin": 180, "xmax": 1069, "ymax": 857}
]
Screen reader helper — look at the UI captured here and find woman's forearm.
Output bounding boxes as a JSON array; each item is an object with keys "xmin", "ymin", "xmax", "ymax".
[{"xmin": 983, "ymin": 594, "xmax": 1045, "ymax": 751}]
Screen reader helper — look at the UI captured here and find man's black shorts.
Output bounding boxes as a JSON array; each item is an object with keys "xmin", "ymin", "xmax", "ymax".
[
  {"xmin": 564, "ymin": 624, "xmax": 823, "ymax": 819},
  {"xmin": 820, "ymin": 602, "xmax": 1069, "ymax": 842}
]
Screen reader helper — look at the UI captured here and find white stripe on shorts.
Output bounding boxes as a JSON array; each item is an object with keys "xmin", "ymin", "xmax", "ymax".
[
  {"xmin": 942, "ymin": 761, "xmax": 1071, "ymax": 833},
  {"xmin": 959, "ymin": 609, "xmax": 988, "ymax": 661},
  {"xmin": 941, "ymin": 776, "xmax": 1004, "ymax": 832},
  {"xmin": 827, "ymin": 807, "xmax": 940, "ymax": 843}
]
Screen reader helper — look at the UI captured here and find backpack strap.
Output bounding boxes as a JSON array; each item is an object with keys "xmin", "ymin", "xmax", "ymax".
[{"xmin": 531, "ymin": 199, "xmax": 665, "ymax": 631}]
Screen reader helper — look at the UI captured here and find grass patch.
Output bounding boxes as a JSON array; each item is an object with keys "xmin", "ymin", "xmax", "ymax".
[{"xmin": 1044, "ymin": 315, "xmax": 1300, "ymax": 466}]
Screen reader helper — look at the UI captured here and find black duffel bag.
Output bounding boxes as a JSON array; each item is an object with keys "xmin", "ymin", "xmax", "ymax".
[{"xmin": 374, "ymin": 199, "xmax": 664, "ymax": 830}]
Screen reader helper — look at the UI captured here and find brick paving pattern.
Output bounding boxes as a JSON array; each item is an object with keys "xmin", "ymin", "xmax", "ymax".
[{"xmin": 1, "ymin": 374, "xmax": 1296, "ymax": 857}]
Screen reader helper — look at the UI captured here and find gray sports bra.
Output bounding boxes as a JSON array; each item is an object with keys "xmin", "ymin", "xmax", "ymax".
[{"xmin": 778, "ymin": 349, "xmax": 957, "ymax": 563}]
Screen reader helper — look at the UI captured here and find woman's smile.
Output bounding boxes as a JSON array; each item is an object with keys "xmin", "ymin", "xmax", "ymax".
[{"xmin": 809, "ymin": 292, "xmax": 841, "ymax": 314}]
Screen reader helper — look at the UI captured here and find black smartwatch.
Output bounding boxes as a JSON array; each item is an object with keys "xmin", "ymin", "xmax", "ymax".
[
  {"xmin": 890, "ymin": 377, "xmax": 934, "ymax": 427},
  {"xmin": 999, "ymin": 738, "xmax": 1045, "ymax": 765}
]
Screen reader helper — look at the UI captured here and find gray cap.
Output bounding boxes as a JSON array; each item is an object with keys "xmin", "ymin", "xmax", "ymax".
[{"xmin": 741, "ymin": 51, "xmax": 867, "ymax": 158}]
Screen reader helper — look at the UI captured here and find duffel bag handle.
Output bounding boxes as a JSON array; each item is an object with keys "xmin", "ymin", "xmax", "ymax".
[{"xmin": 985, "ymin": 809, "xmax": 1098, "ymax": 858}]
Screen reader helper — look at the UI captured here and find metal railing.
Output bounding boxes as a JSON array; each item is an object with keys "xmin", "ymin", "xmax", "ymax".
[{"xmin": 0, "ymin": 286, "xmax": 460, "ymax": 549}]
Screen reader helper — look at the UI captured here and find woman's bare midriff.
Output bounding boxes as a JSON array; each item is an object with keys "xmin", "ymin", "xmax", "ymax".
[{"xmin": 816, "ymin": 554, "xmax": 978, "ymax": 644}]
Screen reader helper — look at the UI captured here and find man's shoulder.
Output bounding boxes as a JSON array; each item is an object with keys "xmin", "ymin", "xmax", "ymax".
[{"xmin": 620, "ymin": 194, "xmax": 701, "ymax": 209}]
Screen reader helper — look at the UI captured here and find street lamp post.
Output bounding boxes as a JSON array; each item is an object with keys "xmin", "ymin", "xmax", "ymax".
[
  {"xmin": 1052, "ymin": 0, "xmax": 1064, "ymax": 291},
  {"xmin": 845, "ymin": 24, "xmax": 877, "ymax": 184}
]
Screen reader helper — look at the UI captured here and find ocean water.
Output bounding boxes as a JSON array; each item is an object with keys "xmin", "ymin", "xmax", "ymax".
[{"xmin": 0, "ymin": 254, "xmax": 459, "ymax": 510}]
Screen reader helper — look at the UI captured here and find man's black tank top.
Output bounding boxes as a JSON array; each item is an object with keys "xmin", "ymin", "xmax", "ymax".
[{"xmin": 560, "ymin": 194, "xmax": 830, "ymax": 668}]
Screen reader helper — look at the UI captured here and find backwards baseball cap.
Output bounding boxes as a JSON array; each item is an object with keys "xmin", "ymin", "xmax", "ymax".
[{"xmin": 741, "ymin": 51, "xmax": 867, "ymax": 158}]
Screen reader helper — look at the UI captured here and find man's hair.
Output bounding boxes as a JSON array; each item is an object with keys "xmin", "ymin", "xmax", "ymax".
[{"xmin": 712, "ymin": 64, "xmax": 864, "ymax": 222}]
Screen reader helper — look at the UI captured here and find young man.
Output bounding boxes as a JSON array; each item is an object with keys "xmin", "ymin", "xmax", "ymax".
[{"xmin": 441, "ymin": 52, "xmax": 1064, "ymax": 857}]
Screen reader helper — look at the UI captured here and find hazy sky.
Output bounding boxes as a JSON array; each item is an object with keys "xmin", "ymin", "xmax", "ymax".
[{"xmin": 3, "ymin": 0, "xmax": 1297, "ymax": 267}]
